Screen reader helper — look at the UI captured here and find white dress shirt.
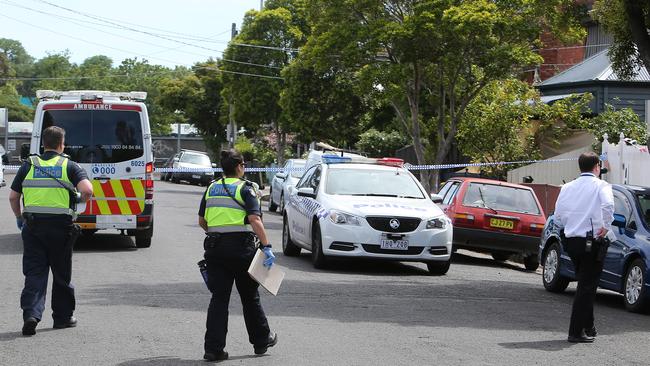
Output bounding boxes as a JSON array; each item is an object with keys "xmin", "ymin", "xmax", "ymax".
[{"xmin": 554, "ymin": 173, "xmax": 615, "ymax": 238}]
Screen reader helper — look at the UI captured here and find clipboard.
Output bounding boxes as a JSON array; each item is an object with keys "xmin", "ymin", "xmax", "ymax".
[{"xmin": 247, "ymin": 249, "xmax": 285, "ymax": 296}]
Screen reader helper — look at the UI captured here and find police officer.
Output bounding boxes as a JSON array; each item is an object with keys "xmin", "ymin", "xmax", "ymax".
[
  {"xmin": 198, "ymin": 149, "xmax": 277, "ymax": 361},
  {"xmin": 8, "ymin": 126, "xmax": 93, "ymax": 336},
  {"xmin": 554, "ymin": 152, "xmax": 614, "ymax": 343}
]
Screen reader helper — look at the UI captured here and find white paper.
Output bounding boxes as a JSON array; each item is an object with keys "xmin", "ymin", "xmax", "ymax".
[{"xmin": 247, "ymin": 249, "xmax": 285, "ymax": 296}]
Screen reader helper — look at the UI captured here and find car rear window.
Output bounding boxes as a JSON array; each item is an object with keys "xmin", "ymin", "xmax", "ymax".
[
  {"xmin": 42, "ymin": 110, "xmax": 143, "ymax": 163},
  {"xmin": 291, "ymin": 161, "xmax": 306, "ymax": 178},
  {"xmin": 462, "ymin": 183, "xmax": 540, "ymax": 215}
]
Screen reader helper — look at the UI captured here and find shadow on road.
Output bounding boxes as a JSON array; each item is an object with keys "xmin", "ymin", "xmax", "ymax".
[
  {"xmin": 279, "ymin": 252, "xmax": 430, "ymax": 276},
  {"xmin": 0, "ymin": 328, "xmax": 58, "ymax": 342},
  {"xmin": 451, "ymin": 252, "xmax": 529, "ymax": 272},
  {"xmin": 74, "ymin": 234, "xmax": 137, "ymax": 252},
  {"xmin": 499, "ymin": 339, "xmax": 575, "ymax": 351},
  {"xmin": 117, "ymin": 354, "xmax": 262, "ymax": 365},
  {"xmin": 0, "ymin": 233, "xmax": 22, "ymax": 256}
]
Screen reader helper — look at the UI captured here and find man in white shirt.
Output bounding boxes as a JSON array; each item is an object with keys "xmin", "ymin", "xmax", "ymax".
[{"xmin": 554, "ymin": 152, "xmax": 614, "ymax": 343}]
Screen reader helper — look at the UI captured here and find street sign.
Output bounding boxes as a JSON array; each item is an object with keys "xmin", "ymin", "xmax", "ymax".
[
  {"xmin": 8, "ymin": 139, "xmax": 16, "ymax": 151},
  {"xmin": 0, "ymin": 108, "xmax": 6, "ymax": 127}
]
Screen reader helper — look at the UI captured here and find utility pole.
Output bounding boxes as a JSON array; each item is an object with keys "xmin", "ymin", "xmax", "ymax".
[
  {"xmin": 260, "ymin": 0, "xmax": 264, "ymax": 10},
  {"xmin": 228, "ymin": 23, "xmax": 238, "ymax": 148}
]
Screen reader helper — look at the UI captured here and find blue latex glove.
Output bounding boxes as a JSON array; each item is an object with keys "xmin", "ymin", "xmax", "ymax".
[
  {"xmin": 262, "ymin": 247, "xmax": 275, "ymax": 267},
  {"xmin": 599, "ymin": 153, "xmax": 608, "ymax": 162},
  {"xmin": 16, "ymin": 216, "xmax": 24, "ymax": 231}
]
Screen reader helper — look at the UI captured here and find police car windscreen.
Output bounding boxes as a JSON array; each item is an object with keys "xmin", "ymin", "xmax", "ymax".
[
  {"xmin": 325, "ymin": 169, "xmax": 425, "ymax": 198},
  {"xmin": 463, "ymin": 183, "xmax": 540, "ymax": 215},
  {"xmin": 291, "ymin": 161, "xmax": 306, "ymax": 178},
  {"xmin": 42, "ymin": 110, "xmax": 144, "ymax": 163}
]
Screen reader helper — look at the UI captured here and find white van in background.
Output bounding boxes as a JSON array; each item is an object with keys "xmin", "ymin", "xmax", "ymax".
[{"xmin": 25, "ymin": 90, "xmax": 155, "ymax": 248}]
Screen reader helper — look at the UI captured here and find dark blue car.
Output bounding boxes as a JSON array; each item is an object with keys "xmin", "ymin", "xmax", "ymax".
[{"xmin": 539, "ymin": 184, "xmax": 650, "ymax": 312}]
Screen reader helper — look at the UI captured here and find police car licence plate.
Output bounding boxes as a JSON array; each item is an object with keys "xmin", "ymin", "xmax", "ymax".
[{"xmin": 380, "ymin": 239, "xmax": 409, "ymax": 250}]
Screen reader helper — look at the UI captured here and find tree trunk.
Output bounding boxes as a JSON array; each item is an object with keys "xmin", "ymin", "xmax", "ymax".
[
  {"xmin": 407, "ymin": 63, "xmax": 431, "ymax": 192},
  {"xmin": 625, "ymin": 1, "xmax": 650, "ymax": 70},
  {"xmin": 274, "ymin": 121, "xmax": 285, "ymax": 166}
]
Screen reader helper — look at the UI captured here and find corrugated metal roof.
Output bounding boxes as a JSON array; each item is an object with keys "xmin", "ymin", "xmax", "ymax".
[{"xmin": 538, "ymin": 49, "xmax": 650, "ymax": 86}]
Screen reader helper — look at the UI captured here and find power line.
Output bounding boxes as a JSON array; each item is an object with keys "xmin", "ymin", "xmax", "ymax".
[
  {"xmin": 4, "ymin": 0, "xmax": 281, "ymax": 70},
  {"xmin": 0, "ymin": 14, "xmax": 283, "ymax": 81}
]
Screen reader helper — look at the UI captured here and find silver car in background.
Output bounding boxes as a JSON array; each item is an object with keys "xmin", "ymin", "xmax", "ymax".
[{"xmin": 269, "ymin": 159, "xmax": 306, "ymax": 212}]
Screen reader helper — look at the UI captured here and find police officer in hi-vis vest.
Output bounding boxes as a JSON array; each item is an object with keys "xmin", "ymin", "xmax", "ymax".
[
  {"xmin": 198, "ymin": 149, "xmax": 277, "ymax": 362},
  {"xmin": 8, "ymin": 126, "xmax": 93, "ymax": 336}
]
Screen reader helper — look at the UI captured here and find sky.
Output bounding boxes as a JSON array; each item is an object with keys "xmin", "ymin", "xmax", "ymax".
[{"xmin": 0, "ymin": 0, "xmax": 264, "ymax": 70}]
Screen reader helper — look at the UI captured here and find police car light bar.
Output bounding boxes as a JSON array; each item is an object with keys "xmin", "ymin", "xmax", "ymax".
[
  {"xmin": 35, "ymin": 90, "xmax": 147, "ymax": 101},
  {"xmin": 321, "ymin": 155, "xmax": 353, "ymax": 164},
  {"xmin": 376, "ymin": 158, "xmax": 404, "ymax": 167}
]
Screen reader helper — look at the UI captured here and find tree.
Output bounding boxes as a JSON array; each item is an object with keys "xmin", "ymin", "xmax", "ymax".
[
  {"xmin": 0, "ymin": 38, "xmax": 34, "ymax": 95},
  {"xmin": 280, "ymin": 61, "xmax": 364, "ymax": 147},
  {"xmin": 355, "ymin": 128, "xmax": 407, "ymax": 157},
  {"xmin": 221, "ymin": 6, "xmax": 306, "ymax": 164},
  {"xmin": 593, "ymin": 1, "xmax": 650, "ymax": 79},
  {"xmin": 301, "ymin": 0, "xmax": 585, "ymax": 191},
  {"xmin": 0, "ymin": 85, "xmax": 33, "ymax": 121},
  {"xmin": 159, "ymin": 60, "xmax": 224, "ymax": 153},
  {"xmin": 32, "ymin": 51, "xmax": 78, "ymax": 91},
  {"xmin": 457, "ymin": 80, "xmax": 591, "ymax": 179},
  {"xmin": 583, "ymin": 104, "xmax": 647, "ymax": 146},
  {"xmin": 77, "ymin": 55, "xmax": 114, "ymax": 91}
]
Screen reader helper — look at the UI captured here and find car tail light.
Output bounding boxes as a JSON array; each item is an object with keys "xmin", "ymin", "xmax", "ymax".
[
  {"xmin": 137, "ymin": 215, "xmax": 151, "ymax": 223},
  {"xmin": 454, "ymin": 213, "xmax": 475, "ymax": 224},
  {"xmin": 146, "ymin": 162, "xmax": 154, "ymax": 174},
  {"xmin": 530, "ymin": 223, "xmax": 544, "ymax": 233}
]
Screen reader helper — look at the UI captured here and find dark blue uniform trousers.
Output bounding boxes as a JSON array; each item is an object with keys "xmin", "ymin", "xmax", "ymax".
[
  {"xmin": 21, "ymin": 219, "xmax": 75, "ymax": 323},
  {"xmin": 204, "ymin": 236, "xmax": 270, "ymax": 353}
]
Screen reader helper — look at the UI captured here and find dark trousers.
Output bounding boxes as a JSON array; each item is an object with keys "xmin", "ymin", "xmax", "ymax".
[
  {"xmin": 204, "ymin": 236, "xmax": 270, "ymax": 353},
  {"xmin": 21, "ymin": 219, "xmax": 76, "ymax": 322},
  {"xmin": 565, "ymin": 237, "xmax": 604, "ymax": 336}
]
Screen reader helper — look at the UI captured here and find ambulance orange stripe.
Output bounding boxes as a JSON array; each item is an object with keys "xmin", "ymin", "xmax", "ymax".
[{"xmin": 100, "ymin": 181, "xmax": 122, "ymax": 214}]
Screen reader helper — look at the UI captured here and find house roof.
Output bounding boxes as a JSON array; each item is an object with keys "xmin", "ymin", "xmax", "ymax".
[{"xmin": 538, "ymin": 49, "xmax": 650, "ymax": 86}]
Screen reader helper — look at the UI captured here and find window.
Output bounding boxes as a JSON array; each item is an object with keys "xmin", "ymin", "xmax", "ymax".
[
  {"xmin": 290, "ymin": 161, "xmax": 306, "ymax": 178},
  {"xmin": 324, "ymin": 167, "xmax": 425, "ymax": 198},
  {"xmin": 308, "ymin": 166, "xmax": 322, "ymax": 191},
  {"xmin": 442, "ymin": 182, "xmax": 461, "ymax": 205},
  {"xmin": 296, "ymin": 166, "xmax": 317, "ymax": 189},
  {"xmin": 614, "ymin": 191, "xmax": 634, "ymax": 228},
  {"xmin": 180, "ymin": 153, "xmax": 211, "ymax": 166},
  {"xmin": 42, "ymin": 110, "xmax": 143, "ymax": 163},
  {"xmin": 636, "ymin": 193, "xmax": 650, "ymax": 228},
  {"xmin": 462, "ymin": 183, "xmax": 541, "ymax": 215},
  {"xmin": 437, "ymin": 181, "xmax": 455, "ymax": 198}
]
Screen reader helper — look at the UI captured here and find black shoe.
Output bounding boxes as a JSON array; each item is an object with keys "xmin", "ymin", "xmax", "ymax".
[
  {"xmin": 584, "ymin": 327, "xmax": 597, "ymax": 338},
  {"xmin": 254, "ymin": 332, "xmax": 278, "ymax": 355},
  {"xmin": 203, "ymin": 350, "xmax": 228, "ymax": 362},
  {"xmin": 53, "ymin": 317, "xmax": 77, "ymax": 329},
  {"xmin": 22, "ymin": 317, "xmax": 38, "ymax": 336},
  {"xmin": 568, "ymin": 331, "xmax": 595, "ymax": 343}
]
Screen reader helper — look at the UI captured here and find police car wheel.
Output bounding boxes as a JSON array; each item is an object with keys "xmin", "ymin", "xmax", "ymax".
[
  {"xmin": 426, "ymin": 260, "xmax": 450, "ymax": 275},
  {"xmin": 542, "ymin": 242, "xmax": 570, "ymax": 293},
  {"xmin": 282, "ymin": 216, "xmax": 300, "ymax": 256},
  {"xmin": 624, "ymin": 259, "xmax": 649, "ymax": 313},
  {"xmin": 311, "ymin": 221, "xmax": 328, "ymax": 269},
  {"xmin": 279, "ymin": 194, "xmax": 285, "ymax": 212},
  {"xmin": 268, "ymin": 191, "xmax": 278, "ymax": 212},
  {"xmin": 524, "ymin": 254, "xmax": 539, "ymax": 271}
]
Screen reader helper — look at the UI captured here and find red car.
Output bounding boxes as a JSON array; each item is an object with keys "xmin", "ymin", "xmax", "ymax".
[{"xmin": 433, "ymin": 177, "xmax": 546, "ymax": 270}]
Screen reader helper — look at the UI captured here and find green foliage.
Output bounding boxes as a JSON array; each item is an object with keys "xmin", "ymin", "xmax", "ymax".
[
  {"xmin": 234, "ymin": 136, "xmax": 278, "ymax": 166},
  {"xmin": 457, "ymin": 80, "xmax": 591, "ymax": 179},
  {"xmin": 356, "ymin": 128, "xmax": 408, "ymax": 157},
  {"xmin": 582, "ymin": 104, "xmax": 647, "ymax": 145},
  {"xmin": 0, "ymin": 85, "xmax": 33, "ymax": 121},
  {"xmin": 593, "ymin": 0, "xmax": 650, "ymax": 78}
]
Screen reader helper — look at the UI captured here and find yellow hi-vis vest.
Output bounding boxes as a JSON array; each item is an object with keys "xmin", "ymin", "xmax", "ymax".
[
  {"xmin": 22, "ymin": 155, "xmax": 75, "ymax": 216},
  {"xmin": 204, "ymin": 178, "xmax": 252, "ymax": 233}
]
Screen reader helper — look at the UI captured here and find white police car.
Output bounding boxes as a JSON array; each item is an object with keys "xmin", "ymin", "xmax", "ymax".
[{"xmin": 282, "ymin": 155, "xmax": 453, "ymax": 274}]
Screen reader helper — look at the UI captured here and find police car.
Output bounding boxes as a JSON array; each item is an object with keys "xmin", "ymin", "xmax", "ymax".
[
  {"xmin": 25, "ymin": 90, "xmax": 155, "ymax": 248},
  {"xmin": 282, "ymin": 154, "xmax": 453, "ymax": 274}
]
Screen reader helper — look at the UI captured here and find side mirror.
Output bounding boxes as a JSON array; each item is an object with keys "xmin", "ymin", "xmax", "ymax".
[
  {"xmin": 276, "ymin": 172, "xmax": 287, "ymax": 180},
  {"xmin": 430, "ymin": 193, "xmax": 443, "ymax": 204},
  {"xmin": 297, "ymin": 187, "xmax": 316, "ymax": 198},
  {"xmin": 20, "ymin": 143, "xmax": 31, "ymax": 161},
  {"xmin": 612, "ymin": 213, "xmax": 626, "ymax": 229}
]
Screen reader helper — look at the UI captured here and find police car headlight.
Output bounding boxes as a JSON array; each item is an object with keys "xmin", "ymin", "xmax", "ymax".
[
  {"xmin": 426, "ymin": 216, "xmax": 447, "ymax": 229},
  {"xmin": 329, "ymin": 210, "xmax": 362, "ymax": 226}
]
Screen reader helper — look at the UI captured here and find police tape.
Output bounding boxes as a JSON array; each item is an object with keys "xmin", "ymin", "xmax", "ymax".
[{"xmin": 3, "ymin": 157, "xmax": 578, "ymax": 174}]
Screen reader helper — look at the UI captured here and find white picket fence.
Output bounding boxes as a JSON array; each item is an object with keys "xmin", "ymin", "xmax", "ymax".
[{"xmin": 601, "ymin": 133, "xmax": 650, "ymax": 186}]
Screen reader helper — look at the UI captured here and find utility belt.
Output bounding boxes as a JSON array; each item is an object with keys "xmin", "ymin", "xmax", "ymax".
[
  {"xmin": 204, "ymin": 232, "xmax": 259, "ymax": 250},
  {"xmin": 563, "ymin": 235, "xmax": 610, "ymax": 262}
]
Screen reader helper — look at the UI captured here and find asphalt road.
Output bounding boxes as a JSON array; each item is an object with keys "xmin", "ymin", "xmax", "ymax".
[{"xmin": 1, "ymin": 175, "xmax": 650, "ymax": 366}]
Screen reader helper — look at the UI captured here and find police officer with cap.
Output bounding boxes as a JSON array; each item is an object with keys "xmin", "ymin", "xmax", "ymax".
[
  {"xmin": 198, "ymin": 149, "xmax": 277, "ymax": 361},
  {"xmin": 8, "ymin": 126, "xmax": 93, "ymax": 336}
]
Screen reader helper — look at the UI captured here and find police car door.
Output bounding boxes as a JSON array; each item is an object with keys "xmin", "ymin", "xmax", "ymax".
[
  {"xmin": 290, "ymin": 165, "xmax": 317, "ymax": 245},
  {"xmin": 41, "ymin": 106, "xmax": 147, "ymax": 225}
]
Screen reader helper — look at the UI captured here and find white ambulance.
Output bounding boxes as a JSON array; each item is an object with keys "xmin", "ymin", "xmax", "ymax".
[{"xmin": 25, "ymin": 90, "xmax": 155, "ymax": 248}]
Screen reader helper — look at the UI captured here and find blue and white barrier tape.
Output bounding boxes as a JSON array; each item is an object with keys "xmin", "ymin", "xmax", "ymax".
[{"xmin": 3, "ymin": 157, "xmax": 578, "ymax": 174}]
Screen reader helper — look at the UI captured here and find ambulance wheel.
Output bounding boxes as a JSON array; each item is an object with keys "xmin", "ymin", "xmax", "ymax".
[
  {"xmin": 82, "ymin": 229, "xmax": 97, "ymax": 237},
  {"xmin": 135, "ymin": 225, "xmax": 153, "ymax": 248}
]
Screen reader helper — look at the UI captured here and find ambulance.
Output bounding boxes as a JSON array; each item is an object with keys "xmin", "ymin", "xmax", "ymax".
[{"xmin": 24, "ymin": 90, "xmax": 155, "ymax": 248}]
